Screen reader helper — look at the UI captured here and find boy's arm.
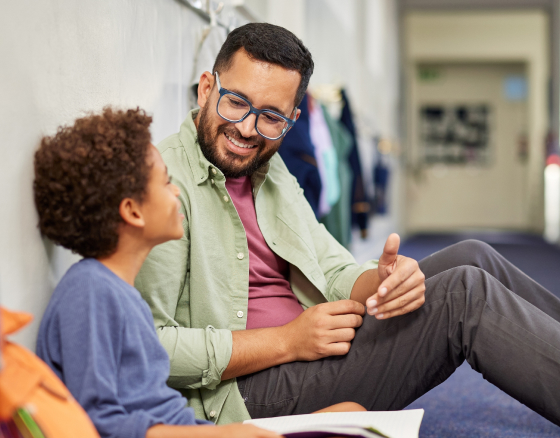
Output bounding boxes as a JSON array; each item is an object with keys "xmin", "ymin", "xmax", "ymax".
[{"xmin": 56, "ymin": 286, "xmax": 163, "ymax": 438}]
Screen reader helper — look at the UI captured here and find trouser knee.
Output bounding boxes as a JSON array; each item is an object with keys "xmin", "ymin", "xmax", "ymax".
[
  {"xmin": 443, "ymin": 239, "xmax": 497, "ymax": 268},
  {"xmin": 428, "ymin": 265, "xmax": 491, "ymax": 304}
]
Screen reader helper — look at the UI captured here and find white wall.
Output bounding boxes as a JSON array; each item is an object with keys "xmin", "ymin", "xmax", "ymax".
[{"xmin": 0, "ymin": 0, "xmax": 238, "ymax": 348}]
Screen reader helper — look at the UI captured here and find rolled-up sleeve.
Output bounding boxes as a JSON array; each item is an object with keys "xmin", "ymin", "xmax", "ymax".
[{"xmin": 159, "ymin": 325, "xmax": 232, "ymax": 390}]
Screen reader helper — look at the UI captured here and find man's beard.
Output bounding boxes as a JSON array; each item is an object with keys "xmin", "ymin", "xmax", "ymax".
[{"xmin": 197, "ymin": 103, "xmax": 281, "ymax": 178}]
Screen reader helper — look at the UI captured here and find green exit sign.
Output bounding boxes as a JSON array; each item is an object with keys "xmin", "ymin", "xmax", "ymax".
[{"xmin": 418, "ymin": 67, "xmax": 442, "ymax": 82}]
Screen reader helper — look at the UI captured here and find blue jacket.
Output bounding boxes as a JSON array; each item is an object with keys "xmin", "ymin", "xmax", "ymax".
[{"xmin": 278, "ymin": 94, "xmax": 322, "ymax": 218}]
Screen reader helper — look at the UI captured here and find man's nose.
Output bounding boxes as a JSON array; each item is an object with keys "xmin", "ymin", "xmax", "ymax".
[{"xmin": 234, "ymin": 114, "xmax": 258, "ymax": 139}]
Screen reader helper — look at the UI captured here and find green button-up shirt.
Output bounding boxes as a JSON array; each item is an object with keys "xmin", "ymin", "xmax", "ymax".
[{"xmin": 135, "ymin": 110, "xmax": 378, "ymax": 425}]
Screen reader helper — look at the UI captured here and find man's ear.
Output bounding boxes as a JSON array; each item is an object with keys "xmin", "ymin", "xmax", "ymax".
[
  {"xmin": 119, "ymin": 198, "xmax": 145, "ymax": 229},
  {"xmin": 197, "ymin": 71, "xmax": 215, "ymax": 109},
  {"xmin": 285, "ymin": 108, "xmax": 302, "ymax": 134}
]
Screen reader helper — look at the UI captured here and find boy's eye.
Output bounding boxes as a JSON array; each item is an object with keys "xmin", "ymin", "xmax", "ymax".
[{"xmin": 167, "ymin": 175, "xmax": 173, "ymax": 184}]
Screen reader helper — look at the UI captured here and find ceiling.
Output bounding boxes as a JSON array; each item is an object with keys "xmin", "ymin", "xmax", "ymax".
[{"xmin": 400, "ymin": 0, "xmax": 555, "ymax": 10}]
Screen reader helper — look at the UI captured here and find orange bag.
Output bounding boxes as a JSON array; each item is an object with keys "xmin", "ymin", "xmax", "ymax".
[{"xmin": 0, "ymin": 307, "xmax": 99, "ymax": 438}]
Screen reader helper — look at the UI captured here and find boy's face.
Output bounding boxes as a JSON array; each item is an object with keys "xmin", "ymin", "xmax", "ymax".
[{"xmin": 139, "ymin": 145, "xmax": 184, "ymax": 244}]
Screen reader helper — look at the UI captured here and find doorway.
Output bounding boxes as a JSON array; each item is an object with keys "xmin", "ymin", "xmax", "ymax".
[{"xmin": 407, "ymin": 62, "xmax": 530, "ymax": 232}]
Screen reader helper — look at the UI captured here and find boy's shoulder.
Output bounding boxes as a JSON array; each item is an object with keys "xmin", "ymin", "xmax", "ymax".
[{"xmin": 48, "ymin": 259, "xmax": 132, "ymax": 315}]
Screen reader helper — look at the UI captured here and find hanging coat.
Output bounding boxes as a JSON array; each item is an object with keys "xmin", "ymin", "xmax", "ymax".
[
  {"xmin": 278, "ymin": 94, "xmax": 322, "ymax": 218},
  {"xmin": 321, "ymin": 107, "xmax": 353, "ymax": 248},
  {"xmin": 308, "ymin": 96, "xmax": 340, "ymax": 217},
  {"xmin": 339, "ymin": 89, "xmax": 370, "ymax": 236}
]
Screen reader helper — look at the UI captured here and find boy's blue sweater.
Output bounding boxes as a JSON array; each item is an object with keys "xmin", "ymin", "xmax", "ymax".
[{"xmin": 37, "ymin": 258, "xmax": 211, "ymax": 438}]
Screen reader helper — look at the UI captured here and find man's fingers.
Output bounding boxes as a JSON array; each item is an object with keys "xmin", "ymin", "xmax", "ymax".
[
  {"xmin": 325, "ymin": 341, "xmax": 352, "ymax": 356},
  {"xmin": 328, "ymin": 314, "xmax": 363, "ymax": 330},
  {"xmin": 378, "ymin": 233, "xmax": 401, "ymax": 269},
  {"xmin": 376, "ymin": 269, "xmax": 425, "ymax": 305},
  {"xmin": 377, "ymin": 257, "xmax": 421, "ymax": 298},
  {"xmin": 370, "ymin": 286, "xmax": 426, "ymax": 319},
  {"xmin": 322, "ymin": 299, "xmax": 365, "ymax": 316},
  {"xmin": 329, "ymin": 327, "xmax": 357, "ymax": 343}
]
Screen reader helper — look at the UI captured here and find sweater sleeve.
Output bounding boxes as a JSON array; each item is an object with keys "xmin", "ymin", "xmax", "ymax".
[{"xmin": 55, "ymin": 280, "xmax": 161, "ymax": 438}]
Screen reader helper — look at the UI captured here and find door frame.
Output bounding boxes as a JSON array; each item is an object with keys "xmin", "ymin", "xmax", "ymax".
[{"xmin": 403, "ymin": 10, "xmax": 550, "ymax": 234}]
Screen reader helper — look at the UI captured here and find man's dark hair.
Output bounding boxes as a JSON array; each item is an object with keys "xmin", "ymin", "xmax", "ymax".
[
  {"xmin": 212, "ymin": 23, "xmax": 314, "ymax": 108},
  {"xmin": 33, "ymin": 107, "xmax": 153, "ymax": 259}
]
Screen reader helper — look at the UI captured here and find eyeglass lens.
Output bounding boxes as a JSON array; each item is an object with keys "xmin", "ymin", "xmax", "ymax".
[{"xmin": 218, "ymin": 94, "xmax": 289, "ymax": 139}]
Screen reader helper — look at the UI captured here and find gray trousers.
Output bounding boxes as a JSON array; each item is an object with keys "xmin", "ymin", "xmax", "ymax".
[{"xmin": 237, "ymin": 240, "xmax": 560, "ymax": 425}]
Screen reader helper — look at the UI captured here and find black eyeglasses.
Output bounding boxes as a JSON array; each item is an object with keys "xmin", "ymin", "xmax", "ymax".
[{"xmin": 214, "ymin": 72, "xmax": 297, "ymax": 140}]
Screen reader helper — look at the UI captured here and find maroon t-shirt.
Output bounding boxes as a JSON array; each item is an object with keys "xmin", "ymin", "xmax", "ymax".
[{"xmin": 225, "ymin": 176, "xmax": 304, "ymax": 329}]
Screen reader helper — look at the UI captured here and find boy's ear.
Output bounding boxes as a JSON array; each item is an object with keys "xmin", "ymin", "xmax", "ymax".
[{"xmin": 119, "ymin": 198, "xmax": 145, "ymax": 228}]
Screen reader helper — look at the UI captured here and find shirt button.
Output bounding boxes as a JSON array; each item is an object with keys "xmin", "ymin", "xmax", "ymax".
[
  {"xmin": 223, "ymin": 195, "xmax": 229, "ymax": 202},
  {"xmin": 211, "ymin": 179, "xmax": 215, "ymax": 185},
  {"xmin": 211, "ymin": 168, "xmax": 217, "ymax": 175},
  {"xmin": 237, "ymin": 311, "xmax": 244, "ymax": 318},
  {"xmin": 209, "ymin": 410, "xmax": 216, "ymax": 418},
  {"xmin": 237, "ymin": 253, "xmax": 244, "ymax": 260}
]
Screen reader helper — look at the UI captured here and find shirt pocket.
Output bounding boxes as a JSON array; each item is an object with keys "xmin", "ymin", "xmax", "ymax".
[{"xmin": 276, "ymin": 202, "xmax": 318, "ymax": 259}]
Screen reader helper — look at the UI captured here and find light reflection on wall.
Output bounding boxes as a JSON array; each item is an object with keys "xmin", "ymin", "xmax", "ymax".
[{"xmin": 544, "ymin": 163, "xmax": 560, "ymax": 243}]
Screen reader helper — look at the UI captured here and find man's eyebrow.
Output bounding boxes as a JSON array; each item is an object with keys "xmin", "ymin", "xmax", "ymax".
[{"xmin": 229, "ymin": 87, "xmax": 289, "ymax": 116}]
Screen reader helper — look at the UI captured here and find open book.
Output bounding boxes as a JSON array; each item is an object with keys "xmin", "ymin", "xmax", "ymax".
[{"xmin": 244, "ymin": 409, "xmax": 424, "ymax": 438}]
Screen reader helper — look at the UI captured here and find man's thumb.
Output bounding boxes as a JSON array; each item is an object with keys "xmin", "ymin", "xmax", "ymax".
[{"xmin": 379, "ymin": 233, "xmax": 400, "ymax": 267}]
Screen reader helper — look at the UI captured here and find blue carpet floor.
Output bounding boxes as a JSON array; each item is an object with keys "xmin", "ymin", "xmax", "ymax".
[{"xmin": 400, "ymin": 233, "xmax": 560, "ymax": 437}]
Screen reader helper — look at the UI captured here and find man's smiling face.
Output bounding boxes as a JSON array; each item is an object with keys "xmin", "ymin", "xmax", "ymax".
[{"xmin": 195, "ymin": 48, "xmax": 301, "ymax": 178}]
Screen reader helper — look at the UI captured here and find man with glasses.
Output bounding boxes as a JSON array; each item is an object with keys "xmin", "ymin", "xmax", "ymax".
[{"xmin": 136, "ymin": 23, "xmax": 560, "ymax": 427}]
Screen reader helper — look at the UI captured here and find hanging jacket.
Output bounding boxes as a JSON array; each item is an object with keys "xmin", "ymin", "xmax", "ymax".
[
  {"xmin": 339, "ymin": 89, "xmax": 370, "ymax": 236},
  {"xmin": 278, "ymin": 94, "xmax": 322, "ymax": 218},
  {"xmin": 308, "ymin": 96, "xmax": 340, "ymax": 217},
  {"xmin": 321, "ymin": 106, "xmax": 353, "ymax": 248}
]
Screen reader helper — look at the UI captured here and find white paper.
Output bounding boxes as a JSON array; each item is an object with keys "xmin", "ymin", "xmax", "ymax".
[{"xmin": 244, "ymin": 409, "xmax": 425, "ymax": 438}]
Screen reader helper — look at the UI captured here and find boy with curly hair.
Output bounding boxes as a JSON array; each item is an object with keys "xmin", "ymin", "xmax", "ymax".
[{"xmin": 33, "ymin": 107, "xmax": 283, "ymax": 438}]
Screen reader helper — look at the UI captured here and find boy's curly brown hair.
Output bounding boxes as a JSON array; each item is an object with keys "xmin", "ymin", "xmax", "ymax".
[{"xmin": 34, "ymin": 107, "xmax": 153, "ymax": 258}]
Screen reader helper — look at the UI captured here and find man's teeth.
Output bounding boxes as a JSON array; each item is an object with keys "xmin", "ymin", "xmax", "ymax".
[{"xmin": 226, "ymin": 134, "xmax": 256, "ymax": 149}]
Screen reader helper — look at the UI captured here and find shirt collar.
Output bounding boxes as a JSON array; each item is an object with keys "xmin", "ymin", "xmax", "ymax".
[
  {"xmin": 179, "ymin": 109, "xmax": 272, "ymax": 186},
  {"xmin": 179, "ymin": 109, "xmax": 217, "ymax": 185}
]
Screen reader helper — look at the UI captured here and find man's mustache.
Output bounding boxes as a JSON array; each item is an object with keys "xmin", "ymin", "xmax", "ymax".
[{"xmin": 217, "ymin": 125, "xmax": 265, "ymax": 148}]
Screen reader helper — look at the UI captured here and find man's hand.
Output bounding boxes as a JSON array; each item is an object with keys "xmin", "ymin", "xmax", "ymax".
[
  {"xmin": 365, "ymin": 233, "xmax": 425, "ymax": 319},
  {"xmin": 281, "ymin": 300, "xmax": 365, "ymax": 361},
  {"xmin": 222, "ymin": 300, "xmax": 364, "ymax": 380}
]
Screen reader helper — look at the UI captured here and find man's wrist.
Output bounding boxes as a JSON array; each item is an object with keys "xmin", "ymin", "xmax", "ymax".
[
  {"xmin": 350, "ymin": 268, "xmax": 381, "ymax": 305},
  {"xmin": 275, "ymin": 323, "xmax": 297, "ymax": 363}
]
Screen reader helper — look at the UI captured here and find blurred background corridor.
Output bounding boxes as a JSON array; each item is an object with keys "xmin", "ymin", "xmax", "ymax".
[{"xmin": 2, "ymin": 0, "xmax": 560, "ymax": 436}]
